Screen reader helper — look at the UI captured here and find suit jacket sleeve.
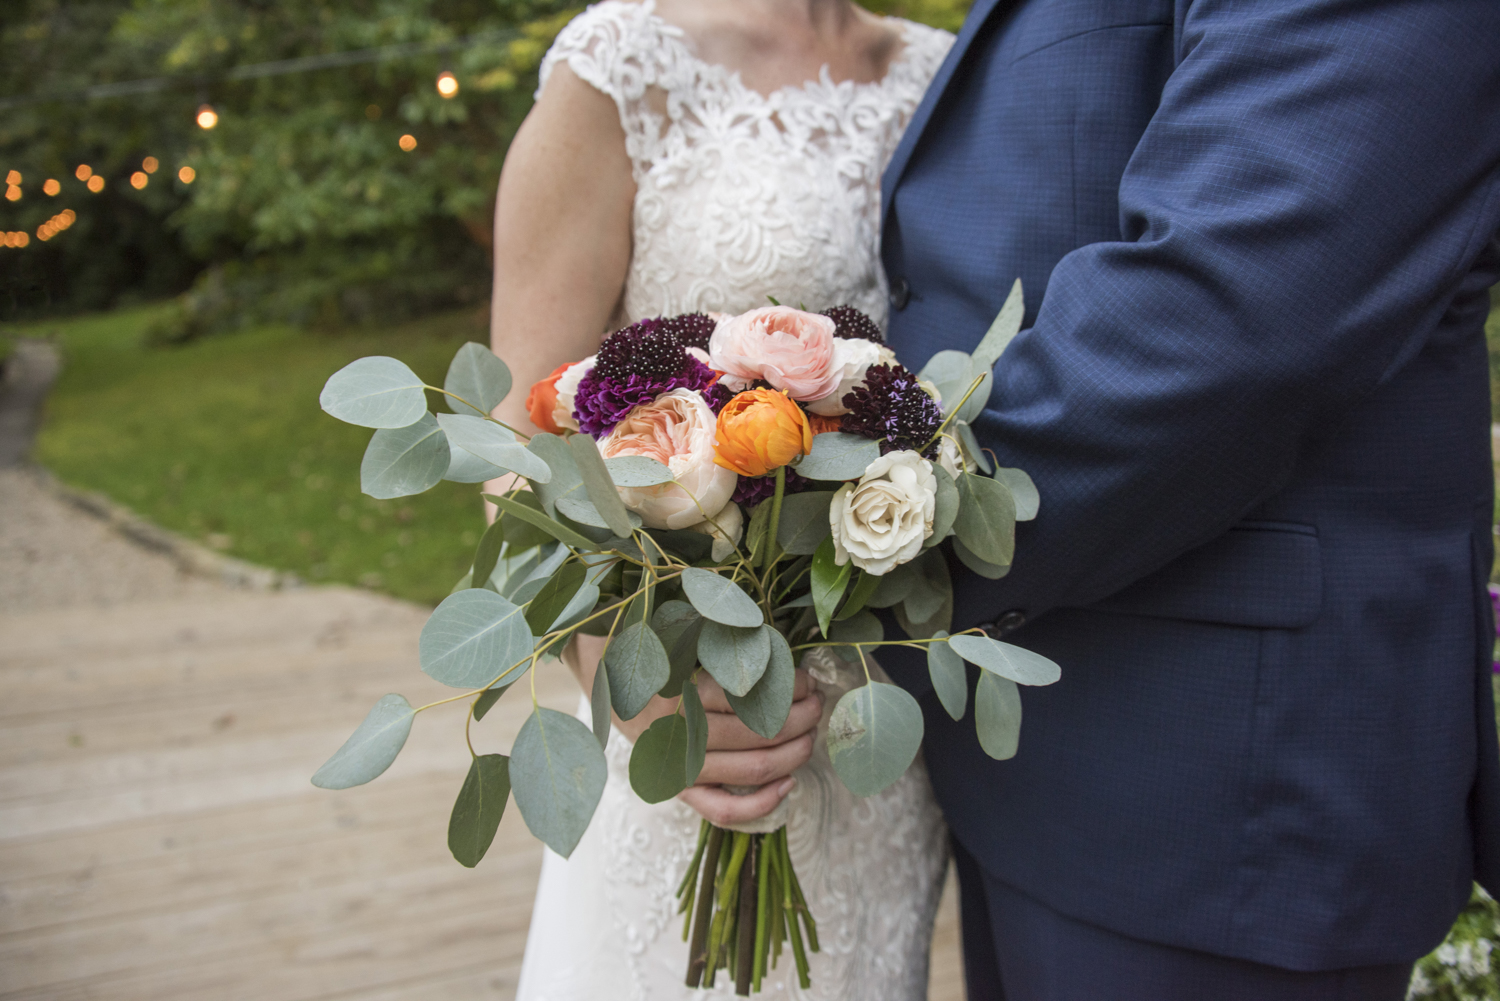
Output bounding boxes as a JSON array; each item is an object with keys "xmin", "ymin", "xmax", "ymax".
[{"xmin": 966, "ymin": 0, "xmax": 1500, "ymax": 624}]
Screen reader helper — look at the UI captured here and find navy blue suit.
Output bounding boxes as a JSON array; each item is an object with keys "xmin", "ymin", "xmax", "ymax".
[{"xmin": 878, "ymin": 0, "xmax": 1500, "ymax": 985}]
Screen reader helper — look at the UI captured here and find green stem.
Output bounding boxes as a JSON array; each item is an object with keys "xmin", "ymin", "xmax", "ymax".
[
  {"xmin": 753, "ymin": 832, "xmax": 772, "ymax": 990},
  {"xmin": 685, "ymin": 825, "xmax": 725, "ymax": 987},
  {"xmin": 762, "ymin": 466, "xmax": 787, "ymax": 572}
]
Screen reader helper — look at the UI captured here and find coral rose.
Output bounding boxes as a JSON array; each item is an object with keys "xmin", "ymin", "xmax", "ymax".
[
  {"xmin": 599, "ymin": 388, "xmax": 737, "ymax": 530},
  {"xmin": 714, "ymin": 389, "xmax": 813, "ymax": 477},
  {"xmin": 525, "ymin": 362, "xmax": 572, "ymax": 435},
  {"xmin": 708, "ymin": 306, "xmax": 840, "ymax": 402}
]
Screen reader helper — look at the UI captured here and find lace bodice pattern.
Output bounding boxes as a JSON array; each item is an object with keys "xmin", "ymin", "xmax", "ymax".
[
  {"xmin": 537, "ymin": 0, "xmax": 953, "ymax": 326},
  {"xmin": 517, "ymin": 7, "xmax": 954, "ymax": 1000}
]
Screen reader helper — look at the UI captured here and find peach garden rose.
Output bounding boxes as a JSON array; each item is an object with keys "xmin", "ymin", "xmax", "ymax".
[{"xmin": 599, "ymin": 387, "xmax": 737, "ymax": 530}]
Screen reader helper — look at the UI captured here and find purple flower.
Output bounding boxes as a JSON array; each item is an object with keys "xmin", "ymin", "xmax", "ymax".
[
  {"xmin": 838, "ymin": 363, "xmax": 943, "ymax": 457},
  {"xmin": 820, "ymin": 305, "xmax": 883, "ymax": 344},
  {"xmin": 574, "ymin": 359, "xmax": 717, "ymax": 437}
]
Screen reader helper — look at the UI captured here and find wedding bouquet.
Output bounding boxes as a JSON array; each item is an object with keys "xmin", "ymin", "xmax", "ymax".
[{"xmin": 310, "ymin": 280, "xmax": 1060, "ymax": 995}]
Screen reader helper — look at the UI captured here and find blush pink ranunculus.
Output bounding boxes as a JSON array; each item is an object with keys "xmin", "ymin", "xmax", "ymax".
[
  {"xmin": 599, "ymin": 388, "xmax": 738, "ymax": 530},
  {"xmin": 708, "ymin": 306, "xmax": 840, "ymax": 402}
]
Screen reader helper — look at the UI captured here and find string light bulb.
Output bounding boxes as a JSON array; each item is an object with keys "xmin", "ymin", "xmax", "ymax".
[
  {"xmin": 87, "ymin": 175, "xmax": 105, "ymax": 193},
  {"xmin": 5, "ymin": 185, "xmax": 19, "ymax": 203},
  {"xmin": 398, "ymin": 134, "xmax": 417, "ymax": 152},
  {"xmin": 43, "ymin": 179, "xmax": 60, "ymax": 196},
  {"xmin": 5, "ymin": 171, "xmax": 19, "ymax": 185},
  {"xmin": 142, "ymin": 157, "xmax": 159, "ymax": 174},
  {"xmin": 436, "ymin": 71, "xmax": 459, "ymax": 98},
  {"xmin": 196, "ymin": 104, "xmax": 219, "ymax": 130},
  {"xmin": 178, "ymin": 166, "xmax": 196, "ymax": 184},
  {"xmin": 130, "ymin": 171, "xmax": 148, "ymax": 190},
  {"xmin": 75, "ymin": 164, "xmax": 93, "ymax": 181}
]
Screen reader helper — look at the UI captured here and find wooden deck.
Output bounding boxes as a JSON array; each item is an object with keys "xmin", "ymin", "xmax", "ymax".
[{"xmin": 0, "ymin": 579, "xmax": 961, "ymax": 1001}]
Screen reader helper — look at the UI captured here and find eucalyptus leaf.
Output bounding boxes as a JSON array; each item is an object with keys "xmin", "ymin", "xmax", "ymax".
[
  {"xmin": 927, "ymin": 632, "xmax": 968, "ymax": 721},
  {"xmin": 867, "ymin": 562, "xmax": 916, "ymax": 608},
  {"xmin": 836, "ymin": 570, "xmax": 881, "ymax": 621},
  {"xmin": 653, "ymin": 601, "xmax": 704, "ymax": 699},
  {"xmin": 629, "ymin": 715, "xmax": 692, "ymax": 804},
  {"xmin": 969, "ymin": 278, "xmax": 1025, "ymax": 375},
  {"xmin": 525, "ymin": 433, "xmax": 585, "ymax": 516},
  {"xmin": 993, "ymin": 466, "xmax": 1040, "ymax": 521},
  {"xmin": 948, "ymin": 633, "xmax": 1061, "ymax": 686},
  {"xmin": 360, "ymin": 414, "xmax": 449, "ymax": 499},
  {"xmin": 438, "ymin": 413, "xmax": 551, "ymax": 483},
  {"xmin": 548, "ymin": 582, "xmax": 600, "ymax": 638},
  {"xmin": 605, "ymin": 455, "xmax": 676, "ymax": 487},
  {"xmin": 681, "ymin": 567, "xmax": 764, "ymax": 628},
  {"xmin": 956, "ymin": 370, "xmax": 993, "ymax": 424},
  {"xmin": 775, "ymin": 491, "xmax": 836, "ymax": 556},
  {"xmin": 590, "ymin": 660, "xmax": 612, "ymax": 749},
  {"xmin": 917, "ymin": 350, "xmax": 976, "ymax": 418},
  {"xmin": 829, "ymin": 610, "xmax": 883, "ymax": 648},
  {"xmin": 697, "ymin": 621, "xmax": 771, "ymax": 697},
  {"xmin": 604, "ymin": 621, "xmax": 671, "ymax": 720},
  {"xmin": 975, "ymin": 671, "xmax": 1023, "ymax": 760},
  {"xmin": 568, "ymin": 433, "xmax": 635, "ymax": 538},
  {"xmin": 954, "ymin": 472, "xmax": 1016, "ymax": 566},
  {"xmin": 745, "ymin": 499, "xmax": 773, "ymax": 566},
  {"xmin": 447, "ymin": 753, "xmax": 510, "ymax": 868},
  {"xmin": 444, "ymin": 440, "xmax": 508, "ymax": 483},
  {"xmin": 927, "ymin": 465, "xmax": 960, "ymax": 546},
  {"xmin": 484, "ymin": 492, "xmax": 598, "ymax": 551},
  {"xmin": 682, "ymin": 679, "xmax": 708, "ymax": 784},
  {"xmin": 645, "ymin": 528, "xmax": 713, "ymax": 564},
  {"xmin": 319, "ymin": 356, "xmax": 427, "ymax": 429},
  {"xmin": 470, "ymin": 520, "xmax": 506, "ymax": 597},
  {"xmin": 509, "ymin": 707, "xmax": 607, "ymax": 858},
  {"xmin": 419, "ymin": 589, "xmax": 534, "ymax": 690},
  {"xmin": 954, "ymin": 537, "xmax": 1012, "ymax": 580},
  {"xmin": 902, "ymin": 548, "xmax": 951, "ymax": 624},
  {"xmin": 524, "ymin": 562, "xmax": 587, "ymax": 634},
  {"xmin": 955, "ymin": 422, "xmax": 992, "ymax": 474},
  {"xmin": 811, "ymin": 535, "xmax": 851, "ymax": 638},
  {"xmin": 311, "ymin": 694, "xmax": 414, "ymax": 789},
  {"xmin": 473, "ymin": 679, "xmax": 516, "ymax": 722},
  {"xmin": 725, "ymin": 629, "xmax": 795, "ymax": 740},
  {"xmin": 826, "ymin": 683, "xmax": 924, "ymax": 797},
  {"xmin": 556, "ymin": 494, "xmax": 642, "ymax": 532},
  {"xmin": 444, "ymin": 341, "xmax": 512, "ymax": 417},
  {"xmin": 796, "ymin": 433, "xmax": 881, "ymax": 481}
]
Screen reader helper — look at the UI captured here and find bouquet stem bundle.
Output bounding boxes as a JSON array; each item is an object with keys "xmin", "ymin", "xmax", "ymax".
[{"xmin": 679, "ymin": 820, "xmax": 818, "ymax": 994}]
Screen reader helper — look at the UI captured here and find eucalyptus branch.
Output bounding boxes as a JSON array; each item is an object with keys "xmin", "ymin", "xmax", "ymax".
[
  {"xmin": 422, "ymin": 384, "xmax": 533, "ymax": 440},
  {"xmin": 921, "ymin": 373, "xmax": 987, "ymax": 454}
]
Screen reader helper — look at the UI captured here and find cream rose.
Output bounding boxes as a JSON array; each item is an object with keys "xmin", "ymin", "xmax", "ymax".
[
  {"xmin": 829, "ymin": 450, "xmax": 937, "ymax": 575},
  {"xmin": 599, "ymin": 388, "xmax": 737, "ymax": 529},
  {"xmin": 708, "ymin": 306, "xmax": 839, "ymax": 401},
  {"xmin": 936, "ymin": 436, "xmax": 974, "ymax": 480},
  {"xmin": 807, "ymin": 340, "xmax": 897, "ymax": 416},
  {"xmin": 551, "ymin": 355, "xmax": 594, "ymax": 433}
]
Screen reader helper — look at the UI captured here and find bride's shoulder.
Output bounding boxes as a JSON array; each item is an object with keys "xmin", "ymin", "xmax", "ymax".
[
  {"xmin": 882, "ymin": 17, "xmax": 955, "ymax": 89},
  {"xmin": 538, "ymin": 0, "xmax": 680, "ymax": 100}
]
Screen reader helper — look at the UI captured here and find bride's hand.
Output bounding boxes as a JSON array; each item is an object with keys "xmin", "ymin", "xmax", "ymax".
[{"xmin": 677, "ymin": 670, "xmax": 823, "ymax": 826}]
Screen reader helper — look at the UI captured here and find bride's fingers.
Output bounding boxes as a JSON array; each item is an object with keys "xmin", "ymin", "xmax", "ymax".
[
  {"xmin": 696, "ymin": 668, "xmax": 816, "ymax": 714},
  {"xmin": 694, "ymin": 731, "xmax": 815, "ymax": 788},
  {"xmin": 679, "ymin": 777, "xmax": 796, "ymax": 827},
  {"xmin": 702, "ymin": 689, "xmax": 823, "ymax": 751}
]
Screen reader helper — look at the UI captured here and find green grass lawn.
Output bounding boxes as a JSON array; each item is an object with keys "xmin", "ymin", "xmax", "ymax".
[{"xmin": 23, "ymin": 304, "xmax": 492, "ymax": 605}]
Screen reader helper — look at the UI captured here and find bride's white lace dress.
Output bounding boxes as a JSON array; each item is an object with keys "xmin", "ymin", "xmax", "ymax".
[{"xmin": 515, "ymin": 5, "xmax": 955, "ymax": 999}]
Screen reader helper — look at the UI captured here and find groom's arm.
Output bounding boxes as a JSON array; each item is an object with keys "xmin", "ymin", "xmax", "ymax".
[{"xmin": 958, "ymin": 0, "xmax": 1500, "ymax": 627}]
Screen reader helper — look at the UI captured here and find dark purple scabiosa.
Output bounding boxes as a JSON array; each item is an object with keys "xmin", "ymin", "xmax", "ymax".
[
  {"xmin": 659, "ymin": 312, "xmax": 718, "ymax": 352},
  {"xmin": 839, "ymin": 363, "xmax": 943, "ymax": 458},
  {"xmin": 820, "ymin": 305, "xmax": 883, "ymax": 344},
  {"xmin": 731, "ymin": 466, "xmax": 809, "ymax": 507},
  {"xmin": 573, "ymin": 319, "xmax": 717, "ymax": 436}
]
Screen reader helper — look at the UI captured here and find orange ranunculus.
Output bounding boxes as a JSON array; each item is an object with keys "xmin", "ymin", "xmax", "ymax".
[
  {"xmin": 808, "ymin": 413, "xmax": 842, "ymax": 436},
  {"xmin": 713, "ymin": 389, "xmax": 813, "ymax": 477},
  {"xmin": 525, "ymin": 362, "xmax": 572, "ymax": 434}
]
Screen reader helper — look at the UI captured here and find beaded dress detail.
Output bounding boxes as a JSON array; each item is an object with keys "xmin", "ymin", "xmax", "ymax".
[{"xmin": 516, "ymin": 5, "xmax": 954, "ymax": 999}]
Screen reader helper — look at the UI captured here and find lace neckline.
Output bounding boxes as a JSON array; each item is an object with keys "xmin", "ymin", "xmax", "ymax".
[{"xmin": 633, "ymin": 0, "xmax": 922, "ymax": 105}]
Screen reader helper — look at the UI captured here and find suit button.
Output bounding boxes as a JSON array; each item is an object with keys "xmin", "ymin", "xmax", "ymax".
[
  {"xmin": 983, "ymin": 610, "xmax": 1027, "ymax": 637},
  {"xmin": 890, "ymin": 277, "xmax": 911, "ymax": 311}
]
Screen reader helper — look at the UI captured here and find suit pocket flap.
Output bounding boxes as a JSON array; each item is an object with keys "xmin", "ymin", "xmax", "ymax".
[{"xmin": 1088, "ymin": 522, "xmax": 1323, "ymax": 629}]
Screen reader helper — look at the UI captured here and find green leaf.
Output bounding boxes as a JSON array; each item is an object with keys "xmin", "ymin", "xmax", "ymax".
[
  {"xmin": 525, "ymin": 433, "xmax": 586, "ymax": 516},
  {"xmin": 681, "ymin": 567, "xmax": 764, "ymax": 628},
  {"xmin": 969, "ymin": 279, "xmax": 1025, "ymax": 376},
  {"xmin": 319, "ymin": 356, "xmax": 427, "ymax": 429},
  {"xmin": 867, "ymin": 562, "xmax": 916, "ymax": 608},
  {"xmin": 696, "ymin": 621, "xmax": 771, "ymax": 697},
  {"xmin": 483, "ymin": 492, "xmax": 598, "ymax": 551},
  {"xmin": 568, "ymin": 433, "xmax": 635, "ymax": 538},
  {"xmin": 974, "ymin": 671, "xmax": 1022, "ymax": 760},
  {"xmin": 745, "ymin": 499, "xmax": 773, "ymax": 566},
  {"xmin": 948, "ymin": 634, "xmax": 1061, "ymax": 686},
  {"xmin": 628, "ymin": 715, "xmax": 692, "ymax": 804},
  {"xmin": 927, "ymin": 632, "xmax": 968, "ymax": 721},
  {"xmin": 444, "ymin": 341, "xmax": 512, "ymax": 417},
  {"xmin": 359, "ymin": 413, "xmax": 449, "ymax": 499},
  {"xmin": 903, "ymin": 548, "xmax": 951, "ymax": 624},
  {"xmin": 837, "ymin": 569, "xmax": 881, "ymax": 621},
  {"xmin": 471, "ymin": 519, "xmax": 506, "ymax": 592},
  {"xmin": 603, "ymin": 621, "xmax": 671, "ymax": 720},
  {"xmin": 605, "ymin": 455, "xmax": 675, "ymax": 487},
  {"xmin": 509, "ymin": 707, "xmax": 607, "ymax": 858},
  {"xmin": 438, "ymin": 413, "xmax": 551, "ymax": 483},
  {"xmin": 955, "ymin": 422, "xmax": 992, "ymax": 474},
  {"xmin": 473, "ymin": 680, "xmax": 516, "ymax": 722},
  {"xmin": 826, "ymin": 682, "xmax": 924, "ymax": 797},
  {"xmin": 795, "ymin": 433, "xmax": 881, "ymax": 481},
  {"xmin": 954, "ymin": 472, "xmax": 1016, "ymax": 566},
  {"xmin": 682, "ymin": 679, "xmax": 708, "ymax": 784},
  {"xmin": 447, "ymin": 754, "xmax": 510, "ymax": 868},
  {"xmin": 725, "ymin": 629, "xmax": 795, "ymax": 740},
  {"xmin": 811, "ymin": 535, "xmax": 851, "ymax": 638},
  {"xmin": 590, "ymin": 661, "xmax": 612, "ymax": 749},
  {"xmin": 994, "ymin": 466, "xmax": 1040, "ymax": 521},
  {"xmin": 645, "ymin": 528, "xmax": 713, "ymax": 564},
  {"xmin": 927, "ymin": 465, "xmax": 960, "ymax": 547},
  {"xmin": 954, "ymin": 537, "xmax": 1012, "ymax": 579},
  {"xmin": 918, "ymin": 350, "xmax": 979, "ymax": 420},
  {"xmin": 653, "ymin": 600, "xmax": 705, "ymax": 699},
  {"xmin": 523, "ymin": 562, "xmax": 587, "ymax": 634},
  {"xmin": 775, "ymin": 491, "xmax": 836, "ymax": 556},
  {"xmin": 419, "ymin": 589, "xmax": 535, "ymax": 690},
  {"xmin": 311, "ymin": 694, "xmax": 414, "ymax": 789},
  {"xmin": 829, "ymin": 610, "xmax": 883, "ymax": 648},
  {"xmin": 555, "ymin": 494, "xmax": 642, "ymax": 533},
  {"xmin": 491, "ymin": 492, "xmax": 554, "ymax": 555},
  {"xmin": 444, "ymin": 441, "xmax": 508, "ymax": 483}
]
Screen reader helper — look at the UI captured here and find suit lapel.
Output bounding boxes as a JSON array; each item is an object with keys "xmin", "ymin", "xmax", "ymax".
[{"xmin": 881, "ymin": 0, "xmax": 1014, "ymax": 221}]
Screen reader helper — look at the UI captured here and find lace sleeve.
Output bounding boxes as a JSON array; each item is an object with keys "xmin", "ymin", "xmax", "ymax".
[{"xmin": 535, "ymin": 1, "xmax": 671, "ymax": 174}]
